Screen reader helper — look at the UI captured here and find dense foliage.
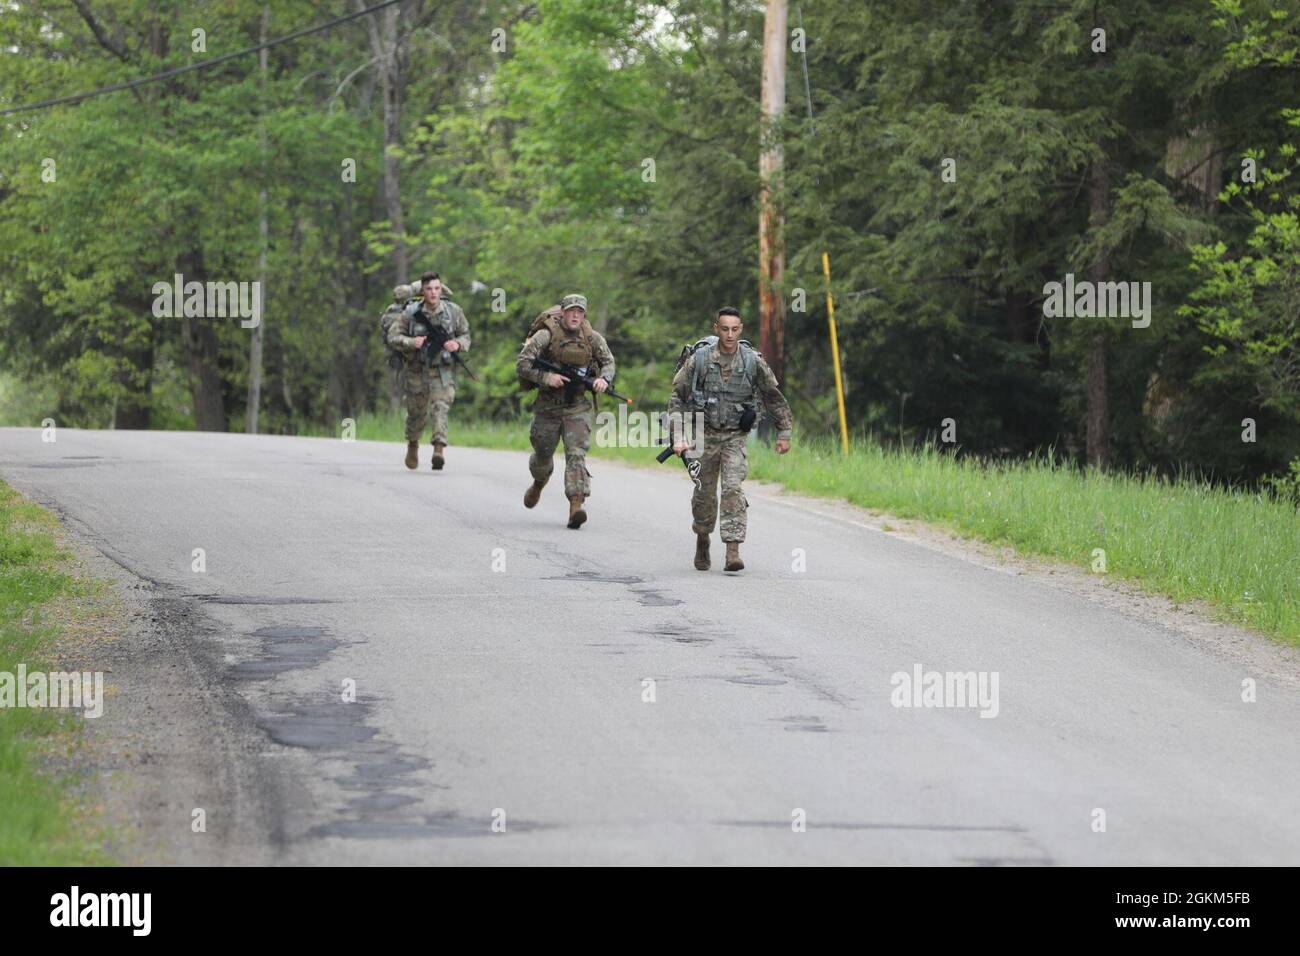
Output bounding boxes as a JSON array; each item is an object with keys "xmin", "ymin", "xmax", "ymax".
[{"xmin": 1, "ymin": 0, "xmax": 1297, "ymax": 486}]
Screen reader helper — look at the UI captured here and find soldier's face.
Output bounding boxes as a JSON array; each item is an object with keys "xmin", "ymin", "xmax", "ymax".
[
  {"xmin": 562, "ymin": 307, "xmax": 585, "ymax": 330},
  {"xmin": 715, "ymin": 316, "xmax": 742, "ymax": 351},
  {"xmin": 423, "ymin": 280, "xmax": 442, "ymax": 305}
]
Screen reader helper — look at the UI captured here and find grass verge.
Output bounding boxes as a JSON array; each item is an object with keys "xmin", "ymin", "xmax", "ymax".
[
  {"xmin": 346, "ymin": 410, "xmax": 1299, "ymax": 644},
  {"xmin": 0, "ymin": 481, "xmax": 111, "ymax": 865}
]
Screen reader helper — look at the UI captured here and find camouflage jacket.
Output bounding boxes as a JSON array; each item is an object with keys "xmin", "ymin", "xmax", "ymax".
[
  {"xmin": 387, "ymin": 298, "xmax": 471, "ymax": 387},
  {"xmin": 668, "ymin": 345, "xmax": 793, "ymax": 439},
  {"xmin": 516, "ymin": 326, "xmax": 617, "ymax": 410}
]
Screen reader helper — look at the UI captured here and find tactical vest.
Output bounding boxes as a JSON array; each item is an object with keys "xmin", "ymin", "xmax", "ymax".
[
  {"xmin": 520, "ymin": 308, "xmax": 598, "ymax": 390},
  {"xmin": 545, "ymin": 317, "xmax": 594, "ymax": 368},
  {"xmin": 408, "ymin": 300, "xmax": 456, "ymax": 349},
  {"xmin": 692, "ymin": 342, "xmax": 759, "ymax": 430},
  {"xmin": 406, "ymin": 300, "xmax": 459, "ymax": 386}
]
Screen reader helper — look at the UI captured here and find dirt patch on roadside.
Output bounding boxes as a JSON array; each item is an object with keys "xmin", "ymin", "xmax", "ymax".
[{"xmin": 37, "ymin": 512, "xmax": 295, "ymax": 864}]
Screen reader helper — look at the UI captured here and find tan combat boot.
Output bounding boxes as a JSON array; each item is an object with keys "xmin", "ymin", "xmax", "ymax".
[
  {"xmin": 567, "ymin": 495, "xmax": 587, "ymax": 529},
  {"xmin": 523, "ymin": 479, "xmax": 546, "ymax": 509},
  {"xmin": 431, "ymin": 442, "xmax": 446, "ymax": 470},
  {"xmin": 724, "ymin": 542, "xmax": 744, "ymax": 572},
  {"xmin": 694, "ymin": 534, "xmax": 711, "ymax": 571},
  {"xmin": 404, "ymin": 441, "xmax": 419, "ymax": 470}
]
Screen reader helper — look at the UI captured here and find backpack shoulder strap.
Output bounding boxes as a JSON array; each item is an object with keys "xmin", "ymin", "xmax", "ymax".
[
  {"xmin": 692, "ymin": 342, "xmax": 714, "ymax": 390},
  {"xmin": 737, "ymin": 341, "xmax": 759, "ymax": 381}
]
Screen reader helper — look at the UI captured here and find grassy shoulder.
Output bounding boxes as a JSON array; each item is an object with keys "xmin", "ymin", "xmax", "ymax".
[
  {"xmin": 0, "ymin": 482, "xmax": 112, "ymax": 865},
  {"xmin": 347, "ymin": 410, "xmax": 1300, "ymax": 645},
  {"xmin": 741, "ymin": 440, "xmax": 1300, "ymax": 645}
]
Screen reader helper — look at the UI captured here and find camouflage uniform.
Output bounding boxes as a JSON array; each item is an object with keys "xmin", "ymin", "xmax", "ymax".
[
  {"xmin": 516, "ymin": 305, "xmax": 616, "ymax": 500},
  {"xmin": 387, "ymin": 297, "xmax": 471, "ymax": 446},
  {"xmin": 668, "ymin": 345, "xmax": 792, "ymax": 543}
]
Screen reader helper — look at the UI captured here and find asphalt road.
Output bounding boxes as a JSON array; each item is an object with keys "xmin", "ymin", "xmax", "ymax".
[{"xmin": 3, "ymin": 427, "xmax": 1298, "ymax": 865}]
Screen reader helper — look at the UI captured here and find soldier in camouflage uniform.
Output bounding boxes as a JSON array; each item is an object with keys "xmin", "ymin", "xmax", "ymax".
[
  {"xmin": 387, "ymin": 272, "xmax": 471, "ymax": 471},
  {"xmin": 381, "ymin": 282, "xmax": 414, "ymax": 335},
  {"xmin": 668, "ymin": 307, "xmax": 792, "ymax": 571},
  {"xmin": 381, "ymin": 280, "xmax": 417, "ymax": 392},
  {"xmin": 516, "ymin": 293, "xmax": 617, "ymax": 529}
]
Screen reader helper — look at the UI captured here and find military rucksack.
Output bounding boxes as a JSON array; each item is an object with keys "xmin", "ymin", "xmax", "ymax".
[
  {"xmin": 380, "ymin": 303, "xmax": 407, "ymax": 371},
  {"xmin": 675, "ymin": 336, "xmax": 758, "ymax": 389},
  {"xmin": 518, "ymin": 305, "xmax": 599, "ymax": 390}
]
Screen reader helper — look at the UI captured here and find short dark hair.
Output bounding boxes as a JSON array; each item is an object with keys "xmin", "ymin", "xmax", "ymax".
[
  {"xmin": 420, "ymin": 271, "xmax": 440, "ymax": 284},
  {"xmin": 716, "ymin": 307, "xmax": 742, "ymax": 320}
]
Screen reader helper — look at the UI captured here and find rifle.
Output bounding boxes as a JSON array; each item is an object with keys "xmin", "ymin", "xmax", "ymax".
[
  {"xmin": 656, "ymin": 409, "xmax": 701, "ymax": 484},
  {"xmin": 531, "ymin": 356, "xmax": 632, "ymax": 405},
  {"xmin": 656, "ymin": 442, "xmax": 703, "ymax": 488},
  {"xmin": 413, "ymin": 311, "xmax": 477, "ymax": 380}
]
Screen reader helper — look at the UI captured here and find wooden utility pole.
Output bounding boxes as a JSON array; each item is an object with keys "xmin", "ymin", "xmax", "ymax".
[
  {"xmin": 247, "ymin": 4, "xmax": 269, "ymax": 435},
  {"xmin": 759, "ymin": 0, "xmax": 788, "ymax": 384}
]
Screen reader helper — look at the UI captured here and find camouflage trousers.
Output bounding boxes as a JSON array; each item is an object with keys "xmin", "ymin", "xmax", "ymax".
[
  {"xmin": 691, "ymin": 429, "xmax": 749, "ymax": 543},
  {"xmin": 404, "ymin": 377, "xmax": 456, "ymax": 445},
  {"xmin": 529, "ymin": 399, "xmax": 592, "ymax": 499}
]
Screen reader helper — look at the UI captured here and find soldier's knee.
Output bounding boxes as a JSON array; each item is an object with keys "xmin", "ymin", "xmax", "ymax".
[{"xmin": 720, "ymin": 490, "xmax": 746, "ymax": 510}]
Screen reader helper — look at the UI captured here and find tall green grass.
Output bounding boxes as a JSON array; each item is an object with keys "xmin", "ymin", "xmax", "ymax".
[
  {"xmin": 0, "ymin": 483, "xmax": 110, "ymax": 864},
  {"xmin": 746, "ymin": 439, "xmax": 1300, "ymax": 643},
  {"xmin": 347, "ymin": 411, "xmax": 1299, "ymax": 643}
]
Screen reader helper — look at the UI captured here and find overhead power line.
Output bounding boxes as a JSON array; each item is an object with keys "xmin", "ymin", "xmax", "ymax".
[{"xmin": 0, "ymin": 0, "xmax": 403, "ymax": 118}]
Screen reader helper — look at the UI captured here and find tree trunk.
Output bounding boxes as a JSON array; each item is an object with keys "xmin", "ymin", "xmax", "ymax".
[
  {"xmin": 1005, "ymin": 289, "xmax": 1049, "ymax": 368},
  {"xmin": 1085, "ymin": 332, "xmax": 1108, "ymax": 466},
  {"xmin": 112, "ymin": 389, "xmax": 151, "ymax": 429},
  {"xmin": 246, "ymin": 5, "xmax": 269, "ymax": 434},
  {"xmin": 359, "ymin": 0, "xmax": 407, "ymax": 283},
  {"xmin": 758, "ymin": 0, "xmax": 788, "ymax": 386},
  {"xmin": 182, "ymin": 316, "xmax": 227, "ymax": 431},
  {"xmin": 339, "ymin": 258, "xmax": 370, "ymax": 422},
  {"xmin": 1086, "ymin": 154, "xmax": 1110, "ymax": 468},
  {"xmin": 112, "ymin": 336, "xmax": 154, "ymax": 430},
  {"xmin": 1165, "ymin": 127, "xmax": 1222, "ymax": 211},
  {"xmin": 1005, "ymin": 290, "xmax": 1031, "ymax": 344},
  {"xmin": 179, "ymin": 248, "xmax": 228, "ymax": 431}
]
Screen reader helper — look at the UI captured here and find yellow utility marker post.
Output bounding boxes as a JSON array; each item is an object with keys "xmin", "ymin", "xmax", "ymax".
[{"xmin": 822, "ymin": 252, "xmax": 850, "ymax": 454}]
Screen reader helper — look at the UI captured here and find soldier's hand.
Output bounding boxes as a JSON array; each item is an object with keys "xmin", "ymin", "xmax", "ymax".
[
  {"xmin": 443, "ymin": 340, "xmax": 460, "ymax": 352},
  {"xmin": 546, "ymin": 373, "xmax": 570, "ymax": 389},
  {"xmin": 673, "ymin": 440, "xmax": 690, "ymax": 455},
  {"xmin": 413, "ymin": 336, "xmax": 427, "ymax": 348},
  {"xmin": 591, "ymin": 377, "xmax": 608, "ymax": 393},
  {"xmin": 775, "ymin": 437, "xmax": 791, "ymax": 454}
]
